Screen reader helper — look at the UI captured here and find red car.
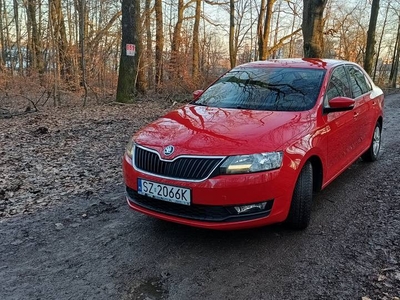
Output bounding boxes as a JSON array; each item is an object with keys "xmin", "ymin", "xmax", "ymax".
[{"xmin": 122, "ymin": 58, "xmax": 384, "ymax": 230}]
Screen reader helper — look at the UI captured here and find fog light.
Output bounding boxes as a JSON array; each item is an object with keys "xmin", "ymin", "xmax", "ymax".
[{"xmin": 234, "ymin": 202, "xmax": 267, "ymax": 214}]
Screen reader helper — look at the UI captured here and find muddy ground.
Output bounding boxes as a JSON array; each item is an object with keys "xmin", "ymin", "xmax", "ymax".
[{"xmin": 0, "ymin": 94, "xmax": 399, "ymax": 300}]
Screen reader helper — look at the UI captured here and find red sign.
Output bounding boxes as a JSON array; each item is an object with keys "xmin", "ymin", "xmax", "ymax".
[{"xmin": 126, "ymin": 44, "xmax": 136, "ymax": 56}]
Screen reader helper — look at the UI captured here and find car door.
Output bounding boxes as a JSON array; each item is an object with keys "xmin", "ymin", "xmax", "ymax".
[
  {"xmin": 323, "ymin": 65, "xmax": 356, "ymax": 181},
  {"xmin": 345, "ymin": 65, "xmax": 374, "ymax": 156}
]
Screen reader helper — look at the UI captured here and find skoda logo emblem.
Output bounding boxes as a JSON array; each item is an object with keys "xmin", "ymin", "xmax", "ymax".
[{"xmin": 163, "ymin": 145, "xmax": 174, "ymax": 156}]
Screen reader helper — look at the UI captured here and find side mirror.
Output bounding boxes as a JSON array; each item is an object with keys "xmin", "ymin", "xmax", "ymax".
[
  {"xmin": 323, "ymin": 97, "xmax": 355, "ymax": 114},
  {"xmin": 193, "ymin": 90, "xmax": 204, "ymax": 100}
]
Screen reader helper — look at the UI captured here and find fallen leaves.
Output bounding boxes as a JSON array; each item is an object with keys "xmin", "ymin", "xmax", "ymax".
[{"xmin": 0, "ymin": 101, "xmax": 169, "ymax": 218}]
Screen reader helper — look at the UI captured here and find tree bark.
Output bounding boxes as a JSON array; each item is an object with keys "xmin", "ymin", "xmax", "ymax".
[
  {"xmin": 155, "ymin": 0, "xmax": 164, "ymax": 91},
  {"xmin": 145, "ymin": 0, "xmax": 153, "ymax": 89},
  {"xmin": 258, "ymin": 0, "xmax": 276, "ymax": 60},
  {"xmin": 373, "ymin": 2, "xmax": 389, "ymax": 81},
  {"xmin": 50, "ymin": 0, "xmax": 70, "ymax": 81},
  {"xmin": 272, "ymin": 1, "xmax": 282, "ymax": 58},
  {"xmin": 13, "ymin": 0, "xmax": 22, "ymax": 72},
  {"xmin": 135, "ymin": 3, "xmax": 146, "ymax": 94},
  {"xmin": 389, "ymin": 18, "xmax": 400, "ymax": 88},
  {"xmin": 0, "ymin": 0, "xmax": 4, "ymax": 70},
  {"xmin": 364, "ymin": 0, "xmax": 380, "ymax": 76},
  {"xmin": 116, "ymin": 0, "xmax": 140, "ymax": 103},
  {"xmin": 78, "ymin": 0, "xmax": 88, "ymax": 105},
  {"xmin": 0, "ymin": 0, "xmax": 7, "ymax": 71},
  {"xmin": 170, "ymin": 0, "xmax": 184, "ymax": 79},
  {"xmin": 302, "ymin": 0, "xmax": 327, "ymax": 58},
  {"xmin": 229, "ymin": 0, "xmax": 236, "ymax": 67},
  {"xmin": 192, "ymin": 0, "xmax": 201, "ymax": 80},
  {"xmin": 26, "ymin": 0, "xmax": 44, "ymax": 73}
]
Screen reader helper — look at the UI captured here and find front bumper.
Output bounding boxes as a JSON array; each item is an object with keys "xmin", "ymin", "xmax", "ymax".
[
  {"xmin": 126, "ymin": 186, "xmax": 274, "ymax": 222},
  {"xmin": 123, "ymin": 154, "xmax": 297, "ymax": 230}
]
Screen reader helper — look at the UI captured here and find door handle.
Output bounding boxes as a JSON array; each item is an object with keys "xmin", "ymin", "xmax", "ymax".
[{"xmin": 353, "ymin": 112, "xmax": 359, "ymax": 118}]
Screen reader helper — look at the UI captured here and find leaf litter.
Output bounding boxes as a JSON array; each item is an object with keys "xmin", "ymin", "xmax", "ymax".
[{"xmin": 0, "ymin": 102, "xmax": 169, "ymax": 218}]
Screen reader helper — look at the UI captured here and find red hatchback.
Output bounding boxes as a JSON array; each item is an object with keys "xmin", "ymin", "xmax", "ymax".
[{"xmin": 122, "ymin": 59, "xmax": 384, "ymax": 230}]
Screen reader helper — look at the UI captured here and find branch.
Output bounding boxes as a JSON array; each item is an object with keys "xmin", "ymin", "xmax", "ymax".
[
  {"xmin": 183, "ymin": 0, "xmax": 197, "ymax": 10},
  {"xmin": 204, "ymin": 0, "xmax": 229, "ymax": 5},
  {"xmin": 17, "ymin": 94, "xmax": 39, "ymax": 112},
  {"xmin": 89, "ymin": 11, "xmax": 122, "ymax": 48},
  {"xmin": 201, "ymin": 13, "xmax": 224, "ymax": 27},
  {"xmin": 268, "ymin": 28, "xmax": 302, "ymax": 54}
]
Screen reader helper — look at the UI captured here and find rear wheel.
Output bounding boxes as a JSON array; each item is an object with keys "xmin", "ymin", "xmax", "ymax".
[
  {"xmin": 361, "ymin": 122, "xmax": 382, "ymax": 162},
  {"xmin": 285, "ymin": 161, "xmax": 313, "ymax": 230}
]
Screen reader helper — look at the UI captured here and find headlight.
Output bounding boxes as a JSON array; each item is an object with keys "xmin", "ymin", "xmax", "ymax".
[
  {"xmin": 125, "ymin": 139, "xmax": 134, "ymax": 159},
  {"xmin": 220, "ymin": 152, "xmax": 283, "ymax": 174}
]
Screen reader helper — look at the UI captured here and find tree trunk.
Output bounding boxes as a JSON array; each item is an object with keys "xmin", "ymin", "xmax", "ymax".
[
  {"xmin": 170, "ymin": 0, "xmax": 184, "ymax": 79},
  {"xmin": 257, "ymin": 0, "xmax": 266, "ymax": 60},
  {"xmin": 48, "ymin": 0, "xmax": 60, "ymax": 106},
  {"xmin": 302, "ymin": 0, "xmax": 327, "ymax": 58},
  {"xmin": 155, "ymin": 0, "xmax": 164, "ymax": 91},
  {"xmin": 258, "ymin": 0, "xmax": 276, "ymax": 60},
  {"xmin": 145, "ymin": 0, "xmax": 153, "ymax": 89},
  {"xmin": 135, "ymin": 3, "xmax": 146, "ymax": 94},
  {"xmin": 26, "ymin": 0, "xmax": 44, "ymax": 73},
  {"xmin": 192, "ymin": 0, "xmax": 201, "ymax": 81},
  {"xmin": 389, "ymin": 18, "xmax": 400, "ymax": 88},
  {"xmin": 78, "ymin": 0, "xmax": 88, "ymax": 105},
  {"xmin": 229, "ymin": 0, "xmax": 236, "ymax": 68},
  {"xmin": 0, "ymin": 0, "xmax": 5, "ymax": 70},
  {"xmin": 116, "ymin": 0, "xmax": 140, "ymax": 103},
  {"xmin": 373, "ymin": 2, "xmax": 389, "ymax": 81},
  {"xmin": 50, "ymin": 0, "xmax": 70, "ymax": 81},
  {"xmin": 13, "ymin": 0, "xmax": 22, "ymax": 73},
  {"xmin": 272, "ymin": 1, "xmax": 282, "ymax": 58},
  {"xmin": 364, "ymin": 0, "xmax": 380, "ymax": 75}
]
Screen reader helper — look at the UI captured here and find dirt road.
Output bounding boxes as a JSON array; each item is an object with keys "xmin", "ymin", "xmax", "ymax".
[{"xmin": 1, "ymin": 94, "xmax": 399, "ymax": 300}]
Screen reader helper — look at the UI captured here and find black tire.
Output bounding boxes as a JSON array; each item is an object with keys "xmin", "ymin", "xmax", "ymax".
[
  {"xmin": 361, "ymin": 122, "xmax": 382, "ymax": 162},
  {"xmin": 285, "ymin": 161, "xmax": 313, "ymax": 230}
]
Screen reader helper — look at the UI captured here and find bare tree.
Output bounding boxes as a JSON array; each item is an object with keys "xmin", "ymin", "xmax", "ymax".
[
  {"xmin": 258, "ymin": 0, "xmax": 276, "ymax": 59},
  {"xmin": 170, "ymin": 0, "xmax": 184, "ymax": 79},
  {"xmin": 224, "ymin": 0, "xmax": 256, "ymax": 66},
  {"xmin": 78, "ymin": 0, "xmax": 88, "ymax": 104},
  {"xmin": 373, "ymin": 2, "xmax": 390, "ymax": 81},
  {"xmin": 50, "ymin": 0, "xmax": 70, "ymax": 80},
  {"xmin": 0, "ymin": 0, "xmax": 4, "ymax": 70},
  {"xmin": 389, "ymin": 16, "xmax": 400, "ymax": 88},
  {"xmin": 13, "ymin": 0, "xmax": 22, "ymax": 72},
  {"xmin": 116, "ymin": 0, "xmax": 140, "ymax": 102},
  {"xmin": 302, "ymin": 0, "xmax": 327, "ymax": 58},
  {"xmin": 145, "ymin": 0, "xmax": 154, "ymax": 89},
  {"xmin": 229, "ymin": 0, "xmax": 235, "ymax": 67},
  {"xmin": 193, "ymin": 0, "xmax": 202, "ymax": 81},
  {"xmin": 136, "ymin": 4, "xmax": 146, "ymax": 93},
  {"xmin": 0, "ymin": 0, "xmax": 7, "ymax": 71},
  {"xmin": 155, "ymin": 0, "xmax": 164, "ymax": 91},
  {"xmin": 364, "ymin": 0, "xmax": 380, "ymax": 75},
  {"xmin": 26, "ymin": 0, "xmax": 44, "ymax": 73}
]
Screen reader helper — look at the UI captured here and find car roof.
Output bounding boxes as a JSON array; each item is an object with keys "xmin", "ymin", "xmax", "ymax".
[{"xmin": 236, "ymin": 58, "xmax": 353, "ymax": 71}]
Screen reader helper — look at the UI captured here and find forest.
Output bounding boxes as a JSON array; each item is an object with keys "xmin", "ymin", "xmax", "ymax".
[{"xmin": 0, "ymin": 0, "xmax": 399, "ymax": 107}]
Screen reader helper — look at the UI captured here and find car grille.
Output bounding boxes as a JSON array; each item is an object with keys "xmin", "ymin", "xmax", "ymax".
[
  {"xmin": 126, "ymin": 187, "xmax": 273, "ymax": 222},
  {"xmin": 134, "ymin": 146, "xmax": 223, "ymax": 180}
]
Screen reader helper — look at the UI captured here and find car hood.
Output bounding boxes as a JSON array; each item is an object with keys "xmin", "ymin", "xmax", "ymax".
[{"xmin": 133, "ymin": 104, "xmax": 312, "ymax": 159}]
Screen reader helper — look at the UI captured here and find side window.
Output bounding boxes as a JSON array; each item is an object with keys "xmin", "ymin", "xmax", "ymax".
[
  {"xmin": 325, "ymin": 66, "xmax": 352, "ymax": 102},
  {"xmin": 346, "ymin": 66, "xmax": 372, "ymax": 98}
]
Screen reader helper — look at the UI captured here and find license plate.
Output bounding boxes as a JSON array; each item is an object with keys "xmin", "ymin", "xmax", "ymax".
[{"xmin": 137, "ymin": 179, "xmax": 191, "ymax": 206}]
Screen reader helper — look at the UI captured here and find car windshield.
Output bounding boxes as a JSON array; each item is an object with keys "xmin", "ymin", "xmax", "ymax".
[{"xmin": 194, "ymin": 67, "xmax": 326, "ymax": 111}]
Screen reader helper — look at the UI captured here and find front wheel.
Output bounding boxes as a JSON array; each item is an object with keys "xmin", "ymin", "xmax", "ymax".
[
  {"xmin": 361, "ymin": 122, "xmax": 382, "ymax": 162},
  {"xmin": 285, "ymin": 161, "xmax": 313, "ymax": 230}
]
